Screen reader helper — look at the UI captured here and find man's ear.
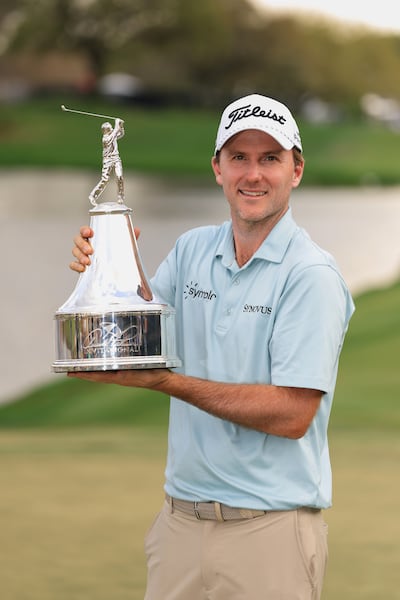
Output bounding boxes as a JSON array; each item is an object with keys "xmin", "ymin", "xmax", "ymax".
[
  {"xmin": 292, "ymin": 161, "xmax": 304, "ymax": 189},
  {"xmin": 211, "ymin": 156, "xmax": 223, "ymax": 186}
]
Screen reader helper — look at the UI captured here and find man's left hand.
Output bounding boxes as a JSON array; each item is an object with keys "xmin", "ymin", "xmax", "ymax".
[{"xmin": 67, "ymin": 368, "xmax": 171, "ymax": 390}]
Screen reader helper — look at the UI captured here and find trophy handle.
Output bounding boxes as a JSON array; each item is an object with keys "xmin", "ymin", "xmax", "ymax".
[{"xmin": 125, "ymin": 214, "xmax": 153, "ymax": 302}]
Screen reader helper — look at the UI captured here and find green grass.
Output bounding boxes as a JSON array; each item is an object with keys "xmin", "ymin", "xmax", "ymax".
[
  {"xmin": 1, "ymin": 280, "xmax": 398, "ymax": 431},
  {"xmin": 332, "ymin": 280, "xmax": 400, "ymax": 431},
  {"xmin": 0, "ymin": 428, "xmax": 398, "ymax": 599},
  {"xmin": 0, "ymin": 428, "xmax": 167, "ymax": 600},
  {"xmin": 1, "ymin": 96, "xmax": 400, "ymax": 185},
  {"xmin": 0, "ymin": 379, "xmax": 170, "ymax": 429},
  {"xmin": 0, "ymin": 281, "xmax": 399, "ymax": 599},
  {"xmin": 0, "ymin": 97, "xmax": 218, "ymax": 177},
  {"xmin": 300, "ymin": 120, "xmax": 400, "ymax": 186},
  {"xmin": 324, "ymin": 431, "xmax": 400, "ymax": 599}
]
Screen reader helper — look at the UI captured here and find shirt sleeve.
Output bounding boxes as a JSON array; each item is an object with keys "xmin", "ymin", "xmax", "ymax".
[
  {"xmin": 150, "ymin": 244, "xmax": 178, "ymax": 307},
  {"xmin": 270, "ymin": 264, "xmax": 354, "ymax": 392}
]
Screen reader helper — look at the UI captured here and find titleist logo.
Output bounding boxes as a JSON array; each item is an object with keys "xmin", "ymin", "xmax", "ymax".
[{"xmin": 225, "ymin": 103, "xmax": 287, "ymax": 130}]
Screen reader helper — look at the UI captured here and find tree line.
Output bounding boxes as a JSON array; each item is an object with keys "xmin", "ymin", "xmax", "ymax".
[{"xmin": 1, "ymin": 0, "xmax": 400, "ymax": 111}]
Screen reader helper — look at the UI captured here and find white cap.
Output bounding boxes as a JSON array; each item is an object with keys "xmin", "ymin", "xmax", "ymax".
[{"xmin": 214, "ymin": 94, "xmax": 302, "ymax": 154}]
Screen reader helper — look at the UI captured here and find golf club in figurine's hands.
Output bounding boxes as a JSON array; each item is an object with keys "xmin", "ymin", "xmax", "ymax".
[
  {"xmin": 52, "ymin": 106, "xmax": 181, "ymax": 372},
  {"xmin": 61, "ymin": 105, "xmax": 125, "ymax": 205}
]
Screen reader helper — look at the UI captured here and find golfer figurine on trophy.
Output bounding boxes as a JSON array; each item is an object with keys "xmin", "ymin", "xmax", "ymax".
[
  {"xmin": 89, "ymin": 118, "xmax": 125, "ymax": 206},
  {"xmin": 52, "ymin": 106, "xmax": 181, "ymax": 373}
]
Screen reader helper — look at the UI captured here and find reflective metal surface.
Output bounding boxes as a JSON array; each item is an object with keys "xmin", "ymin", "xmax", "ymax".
[
  {"xmin": 53, "ymin": 307, "xmax": 180, "ymax": 372},
  {"xmin": 52, "ymin": 113, "xmax": 181, "ymax": 372},
  {"xmin": 53, "ymin": 201, "xmax": 181, "ymax": 371}
]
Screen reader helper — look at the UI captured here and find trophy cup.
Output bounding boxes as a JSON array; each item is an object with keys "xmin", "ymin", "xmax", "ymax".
[{"xmin": 52, "ymin": 105, "xmax": 181, "ymax": 372}]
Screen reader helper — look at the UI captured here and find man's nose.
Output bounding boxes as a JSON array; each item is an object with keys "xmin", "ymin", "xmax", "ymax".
[{"xmin": 245, "ymin": 161, "xmax": 262, "ymax": 180}]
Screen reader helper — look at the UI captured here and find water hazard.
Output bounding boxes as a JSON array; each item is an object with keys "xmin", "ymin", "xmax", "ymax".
[{"xmin": 1, "ymin": 169, "xmax": 399, "ymax": 403}]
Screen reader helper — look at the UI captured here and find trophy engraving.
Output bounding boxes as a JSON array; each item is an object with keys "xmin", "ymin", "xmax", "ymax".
[{"xmin": 52, "ymin": 106, "xmax": 181, "ymax": 372}]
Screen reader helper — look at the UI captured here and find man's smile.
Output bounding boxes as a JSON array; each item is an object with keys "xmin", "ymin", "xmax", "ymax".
[{"xmin": 239, "ymin": 190, "xmax": 267, "ymax": 197}]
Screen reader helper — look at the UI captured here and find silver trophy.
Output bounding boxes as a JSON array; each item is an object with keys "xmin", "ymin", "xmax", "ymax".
[{"xmin": 52, "ymin": 105, "xmax": 181, "ymax": 372}]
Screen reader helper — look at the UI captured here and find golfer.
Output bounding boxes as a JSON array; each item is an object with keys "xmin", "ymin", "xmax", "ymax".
[{"xmin": 69, "ymin": 93, "xmax": 354, "ymax": 600}]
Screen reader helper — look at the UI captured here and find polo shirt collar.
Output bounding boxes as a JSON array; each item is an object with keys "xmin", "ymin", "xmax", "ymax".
[{"xmin": 217, "ymin": 207, "xmax": 297, "ymax": 268}]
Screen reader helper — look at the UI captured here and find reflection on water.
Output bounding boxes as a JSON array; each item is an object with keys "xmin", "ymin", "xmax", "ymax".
[{"xmin": 1, "ymin": 169, "xmax": 400, "ymax": 403}]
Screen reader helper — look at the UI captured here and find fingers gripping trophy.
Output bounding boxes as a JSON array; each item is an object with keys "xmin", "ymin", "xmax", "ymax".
[{"xmin": 52, "ymin": 106, "xmax": 181, "ymax": 373}]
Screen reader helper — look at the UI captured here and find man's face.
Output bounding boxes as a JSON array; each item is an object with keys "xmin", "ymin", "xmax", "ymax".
[{"xmin": 211, "ymin": 129, "xmax": 304, "ymax": 230}]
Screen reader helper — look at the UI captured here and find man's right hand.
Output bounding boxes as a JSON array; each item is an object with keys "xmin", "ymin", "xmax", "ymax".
[
  {"xmin": 70, "ymin": 226, "xmax": 94, "ymax": 273},
  {"xmin": 69, "ymin": 225, "xmax": 140, "ymax": 273}
]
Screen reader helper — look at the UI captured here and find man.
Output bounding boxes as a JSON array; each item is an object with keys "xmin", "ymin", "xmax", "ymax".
[
  {"xmin": 89, "ymin": 118, "xmax": 125, "ymax": 205},
  {"xmin": 69, "ymin": 94, "xmax": 354, "ymax": 599}
]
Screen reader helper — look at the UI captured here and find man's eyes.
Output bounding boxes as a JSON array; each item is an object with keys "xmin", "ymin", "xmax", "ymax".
[{"xmin": 231, "ymin": 154, "xmax": 277, "ymax": 161}]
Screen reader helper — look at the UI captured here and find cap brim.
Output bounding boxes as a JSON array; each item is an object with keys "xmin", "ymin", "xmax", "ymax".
[{"xmin": 215, "ymin": 125, "xmax": 298, "ymax": 154}]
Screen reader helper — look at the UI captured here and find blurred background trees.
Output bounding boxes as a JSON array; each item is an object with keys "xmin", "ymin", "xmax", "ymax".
[{"xmin": 1, "ymin": 0, "xmax": 400, "ymax": 119}]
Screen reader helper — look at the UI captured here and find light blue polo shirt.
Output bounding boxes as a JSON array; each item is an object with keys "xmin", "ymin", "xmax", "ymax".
[{"xmin": 151, "ymin": 208, "xmax": 354, "ymax": 510}]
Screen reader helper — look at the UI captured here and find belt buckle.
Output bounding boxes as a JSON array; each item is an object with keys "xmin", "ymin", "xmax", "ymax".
[{"xmin": 193, "ymin": 501, "xmax": 201, "ymax": 520}]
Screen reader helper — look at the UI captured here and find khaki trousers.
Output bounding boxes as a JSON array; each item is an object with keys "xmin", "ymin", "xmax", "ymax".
[{"xmin": 144, "ymin": 500, "xmax": 328, "ymax": 600}]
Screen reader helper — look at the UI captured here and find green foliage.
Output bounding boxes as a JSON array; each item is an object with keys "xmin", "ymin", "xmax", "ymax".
[
  {"xmin": 2, "ymin": 1, "xmax": 400, "ymax": 108},
  {"xmin": 1, "ymin": 98, "xmax": 400, "ymax": 185}
]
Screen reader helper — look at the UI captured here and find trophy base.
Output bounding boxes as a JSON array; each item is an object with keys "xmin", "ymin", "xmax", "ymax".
[
  {"xmin": 52, "ymin": 355, "xmax": 181, "ymax": 372},
  {"xmin": 52, "ymin": 306, "xmax": 181, "ymax": 373}
]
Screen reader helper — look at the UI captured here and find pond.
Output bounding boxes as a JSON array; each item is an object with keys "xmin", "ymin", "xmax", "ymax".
[{"xmin": 1, "ymin": 169, "xmax": 399, "ymax": 403}]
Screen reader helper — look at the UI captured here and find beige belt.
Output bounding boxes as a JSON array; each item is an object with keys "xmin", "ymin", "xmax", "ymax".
[{"xmin": 166, "ymin": 494, "xmax": 267, "ymax": 522}]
